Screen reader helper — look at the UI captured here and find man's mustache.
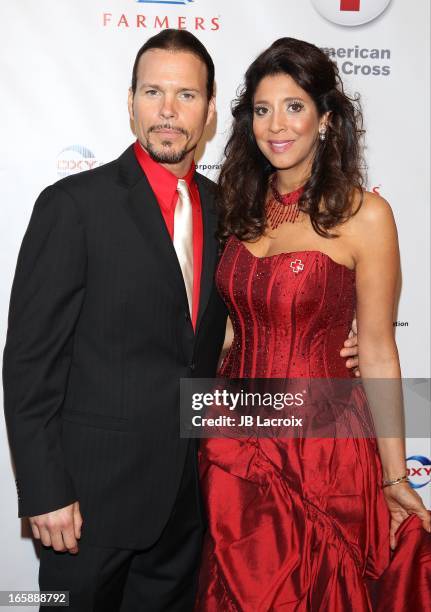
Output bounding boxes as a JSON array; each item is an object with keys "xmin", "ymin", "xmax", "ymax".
[{"xmin": 149, "ymin": 124, "xmax": 189, "ymax": 137}]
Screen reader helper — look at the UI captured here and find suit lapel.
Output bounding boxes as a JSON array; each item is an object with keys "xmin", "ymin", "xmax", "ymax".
[
  {"xmin": 119, "ymin": 146, "xmax": 189, "ymax": 302},
  {"xmin": 118, "ymin": 147, "xmax": 219, "ymax": 334}
]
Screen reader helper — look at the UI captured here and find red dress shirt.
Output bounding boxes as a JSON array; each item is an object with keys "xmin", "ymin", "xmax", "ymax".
[{"xmin": 133, "ymin": 141, "xmax": 203, "ymax": 330}]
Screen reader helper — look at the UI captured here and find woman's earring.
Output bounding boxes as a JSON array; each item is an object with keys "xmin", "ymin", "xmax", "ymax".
[{"xmin": 319, "ymin": 126, "xmax": 327, "ymax": 141}]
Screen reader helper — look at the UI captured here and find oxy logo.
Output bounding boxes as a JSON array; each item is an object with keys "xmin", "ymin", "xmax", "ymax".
[
  {"xmin": 136, "ymin": 0, "xmax": 193, "ymax": 4},
  {"xmin": 406, "ymin": 455, "xmax": 431, "ymax": 489},
  {"xmin": 57, "ymin": 145, "xmax": 102, "ymax": 178},
  {"xmin": 311, "ymin": 0, "xmax": 392, "ymax": 26}
]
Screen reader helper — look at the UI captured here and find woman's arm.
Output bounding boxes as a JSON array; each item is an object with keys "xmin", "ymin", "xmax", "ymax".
[
  {"xmin": 353, "ymin": 192, "xmax": 405, "ymax": 478},
  {"xmin": 352, "ymin": 191, "xmax": 430, "ymax": 546}
]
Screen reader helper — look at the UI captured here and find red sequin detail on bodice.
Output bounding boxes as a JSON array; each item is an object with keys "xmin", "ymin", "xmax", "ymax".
[{"xmin": 217, "ymin": 236, "xmax": 356, "ymax": 379}]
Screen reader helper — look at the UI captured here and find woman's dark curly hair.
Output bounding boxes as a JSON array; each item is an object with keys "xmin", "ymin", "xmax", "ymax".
[{"xmin": 217, "ymin": 37, "xmax": 365, "ymax": 243}]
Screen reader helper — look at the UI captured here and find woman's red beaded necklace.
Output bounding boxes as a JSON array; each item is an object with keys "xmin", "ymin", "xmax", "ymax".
[{"xmin": 266, "ymin": 175, "xmax": 304, "ymax": 229}]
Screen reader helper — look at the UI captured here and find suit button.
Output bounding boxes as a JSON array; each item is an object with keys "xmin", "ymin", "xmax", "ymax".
[{"xmin": 190, "ymin": 362, "xmax": 196, "ymax": 372}]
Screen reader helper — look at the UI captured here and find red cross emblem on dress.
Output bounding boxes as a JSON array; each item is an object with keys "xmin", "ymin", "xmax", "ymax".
[{"xmin": 290, "ymin": 259, "xmax": 304, "ymax": 274}]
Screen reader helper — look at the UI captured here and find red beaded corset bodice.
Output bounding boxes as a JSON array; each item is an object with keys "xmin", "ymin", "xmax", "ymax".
[{"xmin": 216, "ymin": 235, "xmax": 356, "ymax": 379}]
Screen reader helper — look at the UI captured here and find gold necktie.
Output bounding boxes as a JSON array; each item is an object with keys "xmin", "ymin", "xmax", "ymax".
[{"xmin": 173, "ymin": 179, "xmax": 194, "ymax": 316}]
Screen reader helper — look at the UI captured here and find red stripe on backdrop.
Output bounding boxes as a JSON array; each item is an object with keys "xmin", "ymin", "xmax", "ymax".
[{"xmin": 340, "ymin": 0, "xmax": 361, "ymax": 11}]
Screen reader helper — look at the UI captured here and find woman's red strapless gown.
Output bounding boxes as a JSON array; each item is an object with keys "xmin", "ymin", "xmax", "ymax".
[{"xmin": 196, "ymin": 236, "xmax": 431, "ymax": 611}]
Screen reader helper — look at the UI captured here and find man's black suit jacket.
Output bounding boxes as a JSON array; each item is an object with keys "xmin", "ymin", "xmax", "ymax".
[{"xmin": 2, "ymin": 145, "xmax": 228, "ymax": 549}]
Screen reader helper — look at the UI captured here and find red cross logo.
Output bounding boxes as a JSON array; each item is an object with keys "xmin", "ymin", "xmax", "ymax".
[
  {"xmin": 340, "ymin": 0, "xmax": 360, "ymax": 10},
  {"xmin": 312, "ymin": 0, "xmax": 392, "ymax": 26},
  {"xmin": 290, "ymin": 259, "xmax": 304, "ymax": 274}
]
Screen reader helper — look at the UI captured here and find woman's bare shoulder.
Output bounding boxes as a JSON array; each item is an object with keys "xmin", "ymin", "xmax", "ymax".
[{"xmin": 348, "ymin": 189, "xmax": 395, "ymax": 231}]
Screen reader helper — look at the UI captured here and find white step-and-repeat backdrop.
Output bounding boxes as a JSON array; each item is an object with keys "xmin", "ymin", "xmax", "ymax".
[{"xmin": 1, "ymin": 0, "xmax": 429, "ymax": 602}]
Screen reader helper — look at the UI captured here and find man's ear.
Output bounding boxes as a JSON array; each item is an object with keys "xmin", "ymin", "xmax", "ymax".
[
  {"xmin": 206, "ymin": 96, "xmax": 216, "ymax": 127},
  {"xmin": 128, "ymin": 88, "xmax": 134, "ymax": 122}
]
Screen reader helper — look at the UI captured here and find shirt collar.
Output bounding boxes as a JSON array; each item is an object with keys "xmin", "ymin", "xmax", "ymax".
[{"xmin": 133, "ymin": 140, "xmax": 196, "ymax": 213}]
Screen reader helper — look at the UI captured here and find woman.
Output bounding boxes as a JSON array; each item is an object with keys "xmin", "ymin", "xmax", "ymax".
[{"xmin": 196, "ymin": 38, "xmax": 431, "ymax": 610}]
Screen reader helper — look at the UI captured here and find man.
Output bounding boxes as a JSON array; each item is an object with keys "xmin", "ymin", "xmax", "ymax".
[{"xmin": 3, "ymin": 29, "xmax": 359, "ymax": 611}]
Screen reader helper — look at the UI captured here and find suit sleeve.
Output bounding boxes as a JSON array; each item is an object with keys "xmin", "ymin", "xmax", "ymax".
[{"xmin": 2, "ymin": 185, "xmax": 87, "ymax": 517}]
